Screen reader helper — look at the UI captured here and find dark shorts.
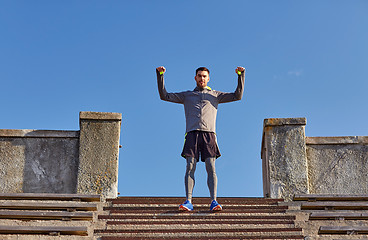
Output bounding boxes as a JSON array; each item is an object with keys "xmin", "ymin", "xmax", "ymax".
[{"xmin": 181, "ymin": 130, "xmax": 221, "ymax": 162}]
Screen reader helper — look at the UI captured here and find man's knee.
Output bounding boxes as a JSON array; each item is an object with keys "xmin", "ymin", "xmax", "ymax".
[
  {"xmin": 186, "ymin": 157, "xmax": 197, "ymax": 173},
  {"xmin": 205, "ymin": 157, "xmax": 216, "ymax": 174}
]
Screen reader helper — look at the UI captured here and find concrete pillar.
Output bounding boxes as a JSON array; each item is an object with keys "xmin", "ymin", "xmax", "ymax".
[
  {"xmin": 77, "ymin": 111, "xmax": 122, "ymax": 199},
  {"xmin": 261, "ymin": 118, "xmax": 309, "ymax": 201}
]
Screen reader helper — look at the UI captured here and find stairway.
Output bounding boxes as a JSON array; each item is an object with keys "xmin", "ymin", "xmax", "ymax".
[
  {"xmin": 94, "ymin": 197, "xmax": 304, "ymax": 239},
  {"xmin": 293, "ymin": 194, "xmax": 368, "ymax": 239},
  {"xmin": 0, "ymin": 193, "xmax": 104, "ymax": 239}
]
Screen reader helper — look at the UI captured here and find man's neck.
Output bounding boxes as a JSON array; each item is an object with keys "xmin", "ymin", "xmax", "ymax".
[{"xmin": 196, "ymin": 85, "xmax": 210, "ymax": 91}]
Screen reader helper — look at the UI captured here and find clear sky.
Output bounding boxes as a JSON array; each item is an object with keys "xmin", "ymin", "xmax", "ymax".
[{"xmin": 1, "ymin": 1, "xmax": 368, "ymax": 198}]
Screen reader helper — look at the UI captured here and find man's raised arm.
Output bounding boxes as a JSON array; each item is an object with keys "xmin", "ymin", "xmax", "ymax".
[
  {"xmin": 217, "ymin": 66, "xmax": 246, "ymax": 103},
  {"xmin": 156, "ymin": 66, "xmax": 185, "ymax": 103},
  {"xmin": 234, "ymin": 66, "xmax": 245, "ymax": 100},
  {"xmin": 156, "ymin": 66, "xmax": 167, "ymax": 100}
]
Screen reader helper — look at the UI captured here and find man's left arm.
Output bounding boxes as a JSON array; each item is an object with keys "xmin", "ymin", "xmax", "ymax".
[{"xmin": 217, "ymin": 66, "xmax": 245, "ymax": 103}]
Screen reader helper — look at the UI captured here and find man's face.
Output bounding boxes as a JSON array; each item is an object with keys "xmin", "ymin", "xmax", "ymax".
[{"xmin": 195, "ymin": 70, "xmax": 210, "ymax": 89}]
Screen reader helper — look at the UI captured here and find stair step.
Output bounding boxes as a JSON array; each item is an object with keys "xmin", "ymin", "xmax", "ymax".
[
  {"xmin": 0, "ymin": 201, "xmax": 97, "ymax": 211},
  {"xmin": 294, "ymin": 194, "xmax": 368, "ymax": 202},
  {"xmin": 0, "ymin": 193, "xmax": 100, "ymax": 202},
  {"xmin": 301, "ymin": 201, "xmax": 368, "ymax": 210},
  {"xmin": 104, "ymin": 200, "xmax": 288, "ymax": 214},
  {"xmin": 99, "ymin": 235, "xmax": 305, "ymax": 239},
  {"xmin": 95, "ymin": 227, "xmax": 303, "ymax": 238},
  {"xmin": 0, "ymin": 210, "xmax": 93, "ymax": 221},
  {"xmin": 99, "ymin": 213, "xmax": 295, "ymax": 220},
  {"xmin": 96, "ymin": 227, "xmax": 302, "ymax": 232},
  {"xmin": 310, "ymin": 212, "xmax": 368, "ymax": 220},
  {"xmin": 319, "ymin": 226, "xmax": 368, "ymax": 235},
  {"xmin": 106, "ymin": 219, "xmax": 295, "ymax": 225},
  {"xmin": 104, "ymin": 224, "xmax": 297, "ymax": 231},
  {"xmin": 0, "ymin": 225, "xmax": 88, "ymax": 235},
  {"xmin": 109, "ymin": 197, "xmax": 284, "ymax": 205},
  {"xmin": 105, "ymin": 205, "xmax": 287, "ymax": 210},
  {"xmin": 105, "ymin": 209, "xmax": 287, "ymax": 214}
]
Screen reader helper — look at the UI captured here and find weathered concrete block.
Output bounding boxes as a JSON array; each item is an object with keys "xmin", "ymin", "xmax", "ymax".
[
  {"xmin": 0, "ymin": 112, "xmax": 122, "ymax": 199},
  {"xmin": 0, "ymin": 136, "xmax": 25, "ymax": 193},
  {"xmin": 0, "ymin": 130, "xmax": 79, "ymax": 193},
  {"xmin": 262, "ymin": 118, "xmax": 368, "ymax": 200},
  {"xmin": 77, "ymin": 111, "xmax": 122, "ymax": 199},
  {"xmin": 306, "ymin": 137, "xmax": 368, "ymax": 194},
  {"xmin": 262, "ymin": 118, "xmax": 309, "ymax": 201}
]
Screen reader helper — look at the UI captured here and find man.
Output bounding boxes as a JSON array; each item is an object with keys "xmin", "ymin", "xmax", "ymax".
[{"xmin": 156, "ymin": 66, "xmax": 245, "ymax": 211}]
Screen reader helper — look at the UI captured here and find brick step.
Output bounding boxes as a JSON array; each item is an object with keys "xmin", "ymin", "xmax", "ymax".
[
  {"xmin": 109, "ymin": 197, "xmax": 284, "ymax": 205},
  {"xmin": 95, "ymin": 229, "xmax": 303, "ymax": 239},
  {"xmin": 0, "ymin": 201, "xmax": 97, "ymax": 211},
  {"xmin": 96, "ymin": 227, "xmax": 302, "ymax": 232},
  {"xmin": 99, "ymin": 213, "xmax": 296, "ymax": 220},
  {"xmin": 110, "ymin": 204, "xmax": 282, "ymax": 208},
  {"xmin": 95, "ymin": 234, "xmax": 304, "ymax": 239},
  {"xmin": 0, "ymin": 225, "xmax": 88, "ymax": 235},
  {"xmin": 105, "ymin": 208, "xmax": 288, "ymax": 214},
  {"xmin": 105, "ymin": 205, "xmax": 287, "ymax": 210},
  {"xmin": 104, "ymin": 223, "xmax": 297, "ymax": 231},
  {"xmin": 106, "ymin": 208, "xmax": 286, "ymax": 215},
  {"xmin": 106, "ymin": 219, "xmax": 295, "ymax": 225},
  {"xmin": 99, "ymin": 236, "xmax": 304, "ymax": 240},
  {"xmin": 0, "ymin": 193, "xmax": 100, "ymax": 202}
]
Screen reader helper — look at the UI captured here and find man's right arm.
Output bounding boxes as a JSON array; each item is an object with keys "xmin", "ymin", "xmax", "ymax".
[{"xmin": 156, "ymin": 66, "xmax": 185, "ymax": 104}]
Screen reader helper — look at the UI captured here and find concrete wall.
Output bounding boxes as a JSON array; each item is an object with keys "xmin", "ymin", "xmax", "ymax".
[
  {"xmin": 0, "ymin": 130, "xmax": 79, "ymax": 194},
  {"xmin": 261, "ymin": 117, "xmax": 368, "ymax": 201},
  {"xmin": 0, "ymin": 111, "xmax": 122, "ymax": 199},
  {"xmin": 306, "ymin": 136, "xmax": 368, "ymax": 195}
]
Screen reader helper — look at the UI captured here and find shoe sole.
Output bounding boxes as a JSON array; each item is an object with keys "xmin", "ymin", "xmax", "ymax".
[
  {"xmin": 211, "ymin": 205, "xmax": 222, "ymax": 211},
  {"xmin": 179, "ymin": 205, "xmax": 192, "ymax": 211}
]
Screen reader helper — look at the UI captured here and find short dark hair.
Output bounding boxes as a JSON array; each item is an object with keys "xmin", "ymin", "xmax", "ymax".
[{"xmin": 196, "ymin": 67, "xmax": 210, "ymax": 75}]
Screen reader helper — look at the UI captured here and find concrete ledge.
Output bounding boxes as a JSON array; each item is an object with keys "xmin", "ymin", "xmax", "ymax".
[
  {"xmin": 263, "ymin": 118, "xmax": 306, "ymax": 127},
  {"xmin": 294, "ymin": 194, "xmax": 368, "ymax": 201},
  {"xmin": 0, "ymin": 225, "xmax": 88, "ymax": 235},
  {"xmin": 0, "ymin": 210, "xmax": 93, "ymax": 220},
  {"xmin": 306, "ymin": 136, "xmax": 368, "ymax": 145},
  {"xmin": 0, "ymin": 193, "xmax": 101, "ymax": 202},
  {"xmin": 319, "ymin": 226, "xmax": 368, "ymax": 234},
  {"xmin": 80, "ymin": 111, "xmax": 122, "ymax": 121},
  {"xmin": 0, "ymin": 201, "xmax": 98, "ymax": 211},
  {"xmin": 0, "ymin": 129, "xmax": 79, "ymax": 138}
]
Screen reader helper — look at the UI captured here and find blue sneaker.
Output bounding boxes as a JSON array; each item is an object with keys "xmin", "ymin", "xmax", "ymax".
[
  {"xmin": 179, "ymin": 200, "xmax": 193, "ymax": 211},
  {"xmin": 210, "ymin": 200, "xmax": 222, "ymax": 211}
]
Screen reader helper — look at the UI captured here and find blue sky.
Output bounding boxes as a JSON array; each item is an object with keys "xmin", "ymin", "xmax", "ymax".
[{"xmin": 1, "ymin": 1, "xmax": 368, "ymax": 198}]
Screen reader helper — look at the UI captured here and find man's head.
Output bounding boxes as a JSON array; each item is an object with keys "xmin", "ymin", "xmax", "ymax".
[{"xmin": 195, "ymin": 67, "xmax": 210, "ymax": 89}]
